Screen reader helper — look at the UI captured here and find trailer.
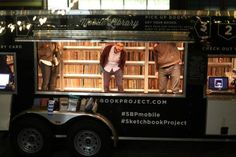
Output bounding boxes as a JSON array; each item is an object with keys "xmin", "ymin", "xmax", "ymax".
[{"xmin": 0, "ymin": 10, "xmax": 236, "ymax": 157}]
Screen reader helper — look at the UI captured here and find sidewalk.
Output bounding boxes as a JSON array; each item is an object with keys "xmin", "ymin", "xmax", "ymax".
[{"xmin": 0, "ymin": 132, "xmax": 10, "ymax": 157}]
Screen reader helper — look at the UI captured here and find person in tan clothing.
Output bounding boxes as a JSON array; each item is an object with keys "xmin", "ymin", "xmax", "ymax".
[
  {"xmin": 153, "ymin": 42, "xmax": 182, "ymax": 94},
  {"xmin": 38, "ymin": 42, "xmax": 61, "ymax": 90}
]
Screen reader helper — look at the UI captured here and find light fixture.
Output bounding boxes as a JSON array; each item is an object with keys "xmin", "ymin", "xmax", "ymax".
[
  {"xmin": 0, "ymin": 26, "xmax": 5, "ymax": 34},
  {"xmin": 39, "ymin": 17, "xmax": 47, "ymax": 25},
  {"xmin": 26, "ymin": 23, "xmax": 32, "ymax": 30},
  {"xmin": 8, "ymin": 23, "xmax": 15, "ymax": 32}
]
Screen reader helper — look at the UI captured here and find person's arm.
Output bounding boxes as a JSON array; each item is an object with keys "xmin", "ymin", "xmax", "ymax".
[
  {"xmin": 100, "ymin": 46, "xmax": 106, "ymax": 68},
  {"xmin": 176, "ymin": 42, "xmax": 184, "ymax": 64},
  {"xmin": 55, "ymin": 43, "xmax": 62, "ymax": 62},
  {"xmin": 153, "ymin": 43, "xmax": 159, "ymax": 76},
  {"xmin": 153, "ymin": 43, "xmax": 160, "ymax": 52},
  {"xmin": 119, "ymin": 50, "xmax": 126, "ymax": 71},
  {"xmin": 52, "ymin": 43, "xmax": 62, "ymax": 66},
  {"xmin": 99, "ymin": 45, "xmax": 109, "ymax": 73},
  {"xmin": 154, "ymin": 51, "xmax": 159, "ymax": 76}
]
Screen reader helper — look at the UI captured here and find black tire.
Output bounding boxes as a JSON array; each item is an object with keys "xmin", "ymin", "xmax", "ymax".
[
  {"xmin": 67, "ymin": 120, "xmax": 112, "ymax": 157},
  {"xmin": 10, "ymin": 117, "xmax": 53, "ymax": 157}
]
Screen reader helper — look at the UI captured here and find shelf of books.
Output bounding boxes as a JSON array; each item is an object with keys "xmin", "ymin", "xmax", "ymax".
[
  {"xmin": 208, "ymin": 57, "xmax": 234, "ymax": 76},
  {"xmin": 207, "ymin": 57, "xmax": 236, "ymax": 94},
  {"xmin": 37, "ymin": 42, "xmax": 185, "ymax": 93},
  {"xmin": 62, "ymin": 42, "xmax": 103, "ymax": 91}
]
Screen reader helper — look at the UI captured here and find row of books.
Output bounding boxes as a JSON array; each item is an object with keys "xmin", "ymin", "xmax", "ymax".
[
  {"xmin": 126, "ymin": 51, "xmax": 145, "ymax": 61},
  {"xmin": 208, "ymin": 57, "xmax": 232, "ymax": 63},
  {"xmin": 63, "ymin": 49, "xmax": 148, "ymax": 61},
  {"xmin": 63, "ymin": 64, "xmax": 101, "ymax": 74},
  {"xmin": 33, "ymin": 97, "xmax": 98, "ymax": 113},
  {"xmin": 123, "ymin": 65, "xmax": 145, "ymax": 75},
  {"xmin": 63, "ymin": 50, "xmax": 100, "ymax": 60},
  {"xmin": 63, "ymin": 64, "xmax": 145, "ymax": 75},
  {"xmin": 64, "ymin": 78, "xmax": 102, "ymax": 88},
  {"xmin": 208, "ymin": 57, "xmax": 234, "ymax": 76},
  {"xmin": 208, "ymin": 67, "xmax": 233, "ymax": 76},
  {"xmin": 108, "ymin": 78, "xmax": 145, "ymax": 89}
]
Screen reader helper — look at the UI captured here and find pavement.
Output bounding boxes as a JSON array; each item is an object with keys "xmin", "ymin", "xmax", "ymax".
[
  {"xmin": 1, "ymin": 131, "xmax": 236, "ymax": 157},
  {"xmin": 0, "ymin": 132, "xmax": 9, "ymax": 157}
]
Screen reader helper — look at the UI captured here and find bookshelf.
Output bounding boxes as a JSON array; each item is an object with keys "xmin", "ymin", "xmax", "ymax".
[
  {"xmin": 207, "ymin": 57, "xmax": 236, "ymax": 91},
  {"xmin": 37, "ymin": 42, "xmax": 185, "ymax": 93},
  {"xmin": 208, "ymin": 57, "xmax": 234, "ymax": 76},
  {"xmin": 61, "ymin": 42, "xmax": 103, "ymax": 91}
]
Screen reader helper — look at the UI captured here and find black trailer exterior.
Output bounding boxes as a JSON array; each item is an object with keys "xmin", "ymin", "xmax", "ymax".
[{"xmin": 0, "ymin": 10, "xmax": 236, "ymax": 157}]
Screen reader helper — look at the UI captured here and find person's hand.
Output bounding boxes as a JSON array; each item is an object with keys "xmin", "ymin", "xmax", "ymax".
[
  {"xmin": 153, "ymin": 43, "xmax": 159, "ymax": 51},
  {"xmin": 155, "ymin": 72, "xmax": 158, "ymax": 77},
  {"xmin": 99, "ymin": 65, "xmax": 105, "ymax": 74}
]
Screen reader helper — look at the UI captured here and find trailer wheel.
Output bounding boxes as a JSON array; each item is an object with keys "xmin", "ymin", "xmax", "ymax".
[
  {"xmin": 10, "ymin": 117, "xmax": 53, "ymax": 157},
  {"xmin": 67, "ymin": 120, "xmax": 112, "ymax": 157}
]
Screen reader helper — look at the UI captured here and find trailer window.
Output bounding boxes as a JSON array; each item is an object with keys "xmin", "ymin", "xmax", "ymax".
[
  {"xmin": 207, "ymin": 56, "xmax": 236, "ymax": 95},
  {"xmin": 0, "ymin": 53, "xmax": 16, "ymax": 93},
  {"xmin": 36, "ymin": 41, "xmax": 186, "ymax": 95}
]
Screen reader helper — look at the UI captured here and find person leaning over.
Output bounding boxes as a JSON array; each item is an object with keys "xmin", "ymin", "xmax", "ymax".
[
  {"xmin": 153, "ymin": 42, "xmax": 182, "ymax": 94},
  {"xmin": 100, "ymin": 42, "xmax": 126, "ymax": 92}
]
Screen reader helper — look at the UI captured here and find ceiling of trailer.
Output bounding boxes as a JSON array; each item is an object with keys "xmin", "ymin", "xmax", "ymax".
[{"xmin": 18, "ymin": 30, "xmax": 191, "ymax": 42}]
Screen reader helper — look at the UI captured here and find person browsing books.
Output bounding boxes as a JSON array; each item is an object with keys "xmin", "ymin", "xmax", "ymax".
[
  {"xmin": 38, "ymin": 42, "xmax": 62, "ymax": 90},
  {"xmin": 100, "ymin": 42, "xmax": 126, "ymax": 92},
  {"xmin": 153, "ymin": 42, "xmax": 182, "ymax": 94}
]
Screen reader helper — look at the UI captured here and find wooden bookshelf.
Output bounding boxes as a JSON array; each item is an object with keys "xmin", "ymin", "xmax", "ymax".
[
  {"xmin": 208, "ymin": 57, "xmax": 234, "ymax": 77},
  {"xmin": 207, "ymin": 57, "xmax": 236, "ymax": 92}
]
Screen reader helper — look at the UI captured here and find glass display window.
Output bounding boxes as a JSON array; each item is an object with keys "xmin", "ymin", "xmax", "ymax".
[
  {"xmin": 36, "ymin": 41, "xmax": 186, "ymax": 95},
  {"xmin": 0, "ymin": 53, "xmax": 16, "ymax": 93},
  {"xmin": 207, "ymin": 56, "xmax": 236, "ymax": 95}
]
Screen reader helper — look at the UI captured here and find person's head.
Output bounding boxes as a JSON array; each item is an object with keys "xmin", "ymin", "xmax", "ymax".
[{"xmin": 114, "ymin": 42, "xmax": 124, "ymax": 53}]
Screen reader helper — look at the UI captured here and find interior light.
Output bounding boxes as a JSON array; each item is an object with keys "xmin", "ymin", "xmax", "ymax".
[
  {"xmin": 26, "ymin": 23, "xmax": 32, "ymax": 30},
  {"xmin": 17, "ymin": 21, "xmax": 22, "ymax": 26},
  {"xmin": 8, "ymin": 24, "xmax": 15, "ymax": 32},
  {"xmin": 0, "ymin": 26, "xmax": 5, "ymax": 34},
  {"xmin": 19, "ymin": 26, "xmax": 23, "ymax": 31},
  {"xmin": 39, "ymin": 17, "xmax": 47, "ymax": 25},
  {"xmin": 33, "ymin": 16, "xmax": 37, "ymax": 21}
]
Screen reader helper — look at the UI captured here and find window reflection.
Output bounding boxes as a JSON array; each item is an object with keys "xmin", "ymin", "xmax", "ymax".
[{"xmin": 0, "ymin": 54, "xmax": 15, "ymax": 92}]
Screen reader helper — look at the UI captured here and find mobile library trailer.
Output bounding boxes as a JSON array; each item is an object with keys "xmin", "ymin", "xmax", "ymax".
[{"xmin": 0, "ymin": 10, "xmax": 236, "ymax": 157}]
